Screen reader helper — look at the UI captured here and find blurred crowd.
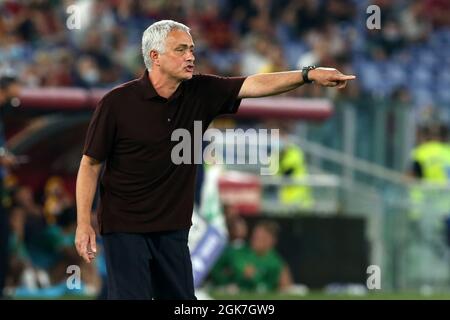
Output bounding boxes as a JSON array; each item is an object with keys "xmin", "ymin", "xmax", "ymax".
[
  {"xmin": 207, "ymin": 205, "xmax": 295, "ymax": 294},
  {"xmin": 1, "ymin": 0, "xmax": 450, "ymax": 297},
  {"xmin": 2, "ymin": 175, "xmax": 102, "ymax": 297},
  {"xmin": 0, "ymin": 0, "xmax": 449, "ymax": 118}
]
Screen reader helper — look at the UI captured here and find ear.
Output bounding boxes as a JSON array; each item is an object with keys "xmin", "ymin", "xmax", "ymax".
[{"xmin": 150, "ymin": 50, "xmax": 160, "ymax": 67}]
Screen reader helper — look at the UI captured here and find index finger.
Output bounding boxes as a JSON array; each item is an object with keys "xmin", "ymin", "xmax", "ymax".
[
  {"xmin": 77, "ymin": 237, "xmax": 91, "ymax": 262},
  {"xmin": 89, "ymin": 233, "xmax": 97, "ymax": 253},
  {"xmin": 82, "ymin": 252, "xmax": 91, "ymax": 263},
  {"xmin": 336, "ymin": 74, "xmax": 356, "ymax": 80},
  {"xmin": 82, "ymin": 246, "xmax": 95, "ymax": 263}
]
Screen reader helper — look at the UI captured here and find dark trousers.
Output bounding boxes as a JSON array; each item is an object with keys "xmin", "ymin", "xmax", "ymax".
[{"xmin": 102, "ymin": 229, "xmax": 196, "ymax": 300}]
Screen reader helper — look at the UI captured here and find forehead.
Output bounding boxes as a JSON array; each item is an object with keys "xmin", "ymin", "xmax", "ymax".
[
  {"xmin": 165, "ymin": 29, "xmax": 194, "ymax": 47},
  {"xmin": 254, "ymin": 226, "xmax": 272, "ymax": 237}
]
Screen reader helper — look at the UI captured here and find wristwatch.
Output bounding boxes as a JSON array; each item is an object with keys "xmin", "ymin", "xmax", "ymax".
[{"xmin": 302, "ymin": 66, "xmax": 317, "ymax": 84}]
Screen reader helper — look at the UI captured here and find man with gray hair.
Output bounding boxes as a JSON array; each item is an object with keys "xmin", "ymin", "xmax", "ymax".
[{"xmin": 75, "ymin": 19, "xmax": 355, "ymax": 299}]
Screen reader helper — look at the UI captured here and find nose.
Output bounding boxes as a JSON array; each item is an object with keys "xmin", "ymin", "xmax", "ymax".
[{"xmin": 186, "ymin": 51, "xmax": 195, "ymax": 63}]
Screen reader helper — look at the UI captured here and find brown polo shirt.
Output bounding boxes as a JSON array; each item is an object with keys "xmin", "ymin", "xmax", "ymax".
[{"xmin": 83, "ymin": 70, "xmax": 246, "ymax": 234}]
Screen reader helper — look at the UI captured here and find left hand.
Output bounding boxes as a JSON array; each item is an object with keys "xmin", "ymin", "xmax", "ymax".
[
  {"xmin": 243, "ymin": 264, "xmax": 256, "ymax": 279},
  {"xmin": 308, "ymin": 67, "xmax": 356, "ymax": 89}
]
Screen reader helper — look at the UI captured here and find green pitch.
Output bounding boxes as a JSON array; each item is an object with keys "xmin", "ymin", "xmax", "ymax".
[
  {"xmin": 13, "ymin": 291, "xmax": 450, "ymax": 300},
  {"xmin": 209, "ymin": 291, "xmax": 450, "ymax": 300}
]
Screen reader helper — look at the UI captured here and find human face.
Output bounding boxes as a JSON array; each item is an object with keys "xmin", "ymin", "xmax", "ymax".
[
  {"xmin": 250, "ymin": 226, "xmax": 275, "ymax": 255},
  {"xmin": 0, "ymin": 82, "xmax": 21, "ymax": 107},
  {"xmin": 156, "ymin": 29, "xmax": 195, "ymax": 81}
]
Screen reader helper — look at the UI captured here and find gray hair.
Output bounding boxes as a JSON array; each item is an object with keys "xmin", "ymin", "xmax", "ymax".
[{"xmin": 142, "ymin": 20, "xmax": 191, "ymax": 71}]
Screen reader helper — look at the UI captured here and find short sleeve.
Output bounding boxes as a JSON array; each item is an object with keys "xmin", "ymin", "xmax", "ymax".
[
  {"xmin": 83, "ymin": 95, "xmax": 116, "ymax": 162},
  {"xmin": 196, "ymin": 74, "xmax": 246, "ymax": 119}
]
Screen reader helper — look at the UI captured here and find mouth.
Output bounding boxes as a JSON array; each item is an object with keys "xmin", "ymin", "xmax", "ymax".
[{"xmin": 185, "ymin": 65, "xmax": 194, "ymax": 73}]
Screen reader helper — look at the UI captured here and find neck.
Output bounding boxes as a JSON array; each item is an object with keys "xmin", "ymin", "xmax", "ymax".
[
  {"xmin": 148, "ymin": 69, "xmax": 181, "ymax": 99},
  {"xmin": 254, "ymin": 248, "xmax": 271, "ymax": 256}
]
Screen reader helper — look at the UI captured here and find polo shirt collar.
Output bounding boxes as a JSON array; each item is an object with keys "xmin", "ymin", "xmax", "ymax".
[
  {"xmin": 138, "ymin": 69, "xmax": 184, "ymax": 101},
  {"xmin": 138, "ymin": 69, "xmax": 159, "ymax": 100}
]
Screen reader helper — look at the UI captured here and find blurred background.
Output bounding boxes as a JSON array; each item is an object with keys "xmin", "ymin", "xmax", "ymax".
[{"xmin": 1, "ymin": 0, "xmax": 450, "ymax": 299}]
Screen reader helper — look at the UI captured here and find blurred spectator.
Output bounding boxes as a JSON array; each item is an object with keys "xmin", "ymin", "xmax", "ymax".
[
  {"xmin": 241, "ymin": 34, "xmax": 271, "ymax": 75},
  {"xmin": 7, "ymin": 185, "xmax": 50, "ymax": 290},
  {"xmin": 209, "ymin": 216, "xmax": 248, "ymax": 289},
  {"xmin": 276, "ymin": 122, "xmax": 314, "ymax": 209},
  {"xmin": 408, "ymin": 123, "xmax": 450, "ymax": 223},
  {"xmin": 227, "ymin": 215, "xmax": 248, "ymax": 247},
  {"xmin": 294, "ymin": 0, "xmax": 324, "ymax": 36},
  {"xmin": 365, "ymin": 0, "xmax": 407, "ymax": 61},
  {"xmin": 43, "ymin": 176, "xmax": 74, "ymax": 225},
  {"xmin": 210, "ymin": 220, "xmax": 291, "ymax": 293},
  {"xmin": 197, "ymin": 2, "xmax": 235, "ymax": 51},
  {"xmin": 0, "ymin": 69, "xmax": 21, "ymax": 299},
  {"xmin": 297, "ymin": 30, "xmax": 340, "ymax": 70},
  {"xmin": 259, "ymin": 44, "xmax": 288, "ymax": 73},
  {"xmin": 424, "ymin": 0, "xmax": 450, "ymax": 29},
  {"xmin": 323, "ymin": 0, "xmax": 355, "ymax": 24},
  {"xmin": 400, "ymin": 0, "xmax": 431, "ymax": 43},
  {"xmin": 7, "ymin": 206, "xmax": 31, "ymax": 288},
  {"xmin": 409, "ymin": 124, "xmax": 450, "ymax": 183},
  {"xmin": 73, "ymin": 55, "xmax": 101, "ymax": 88}
]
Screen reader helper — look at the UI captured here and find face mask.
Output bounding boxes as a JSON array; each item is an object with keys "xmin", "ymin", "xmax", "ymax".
[{"xmin": 82, "ymin": 70, "xmax": 99, "ymax": 84}]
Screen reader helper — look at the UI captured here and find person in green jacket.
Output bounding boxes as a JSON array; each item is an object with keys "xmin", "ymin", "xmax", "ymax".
[{"xmin": 210, "ymin": 220, "xmax": 286, "ymax": 293}]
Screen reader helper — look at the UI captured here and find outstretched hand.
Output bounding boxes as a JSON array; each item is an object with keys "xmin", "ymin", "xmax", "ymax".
[{"xmin": 308, "ymin": 67, "xmax": 356, "ymax": 89}]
